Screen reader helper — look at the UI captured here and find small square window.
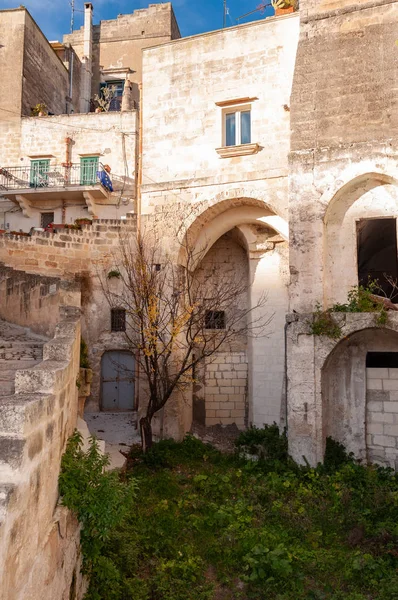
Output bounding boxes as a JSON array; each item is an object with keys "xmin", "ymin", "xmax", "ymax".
[
  {"xmin": 224, "ymin": 108, "xmax": 251, "ymax": 147},
  {"xmin": 41, "ymin": 212, "xmax": 54, "ymax": 229},
  {"xmin": 111, "ymin": 308, "xmax": 126, "ymax": 332},
  {"xmin": 205, "ymin": 310, "xmax": 226, "ymax": 330}
]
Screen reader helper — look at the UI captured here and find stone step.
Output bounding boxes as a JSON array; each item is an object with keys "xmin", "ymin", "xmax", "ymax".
[
  {"xmin": 0, "ymin": 349, "xmax": 43, "ymax": 361},
  {"xmin": 0, "ymin": 341, "xmax": 44, "ymax": 349},
  {"xmin": 0, "ymin": 360, "xmax": 40, "ymax": 372}
]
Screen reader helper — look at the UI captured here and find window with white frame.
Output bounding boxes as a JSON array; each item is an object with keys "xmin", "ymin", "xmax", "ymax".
[{"xmin": 224, "ymin": 106, "xmax": 251, "ymax": 147}]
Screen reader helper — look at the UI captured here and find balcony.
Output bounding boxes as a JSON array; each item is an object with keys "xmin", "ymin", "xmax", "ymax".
[{"xmin": 0, "ymin": 163, "xmax": 112, "ymax": 217}]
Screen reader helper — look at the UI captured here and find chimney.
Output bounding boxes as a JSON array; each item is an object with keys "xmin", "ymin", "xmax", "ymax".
[
  {"xmin": 80, "ymin": 2, "xmax": 93, "ymax": 113},
  {"xmin": 83, "ymin": 3, "xmax": 93, "ymax": 61}
]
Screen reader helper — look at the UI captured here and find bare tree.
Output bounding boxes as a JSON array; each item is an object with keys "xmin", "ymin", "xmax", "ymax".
[{"xmin": 101, "ymin": 227, "xmax": 271, "ymax": 451}]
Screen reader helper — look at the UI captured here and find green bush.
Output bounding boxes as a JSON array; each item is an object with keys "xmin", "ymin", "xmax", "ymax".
[
  {"xmin": 323, "ymin": 437, "xmax": 355, "ymax": 472},
  {"xmin": 80, "ymin": 338, "xmax": 90, "ymax": 369},
  {"xmin": 60, "ymin": 433, "xmax": 398, "ymax": 600},
  {"xmin": 235, "ymin": 424, "xmax": 289, "ymax": 463},
  {"xmin": 59, "ymin": 432, "xmax": 137, "ymax": 589}
]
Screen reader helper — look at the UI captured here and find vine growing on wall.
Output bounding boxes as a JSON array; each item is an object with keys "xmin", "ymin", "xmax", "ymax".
[{"xmin": 309, "ymin": 283, "xmax": 393, "ymax": 339}]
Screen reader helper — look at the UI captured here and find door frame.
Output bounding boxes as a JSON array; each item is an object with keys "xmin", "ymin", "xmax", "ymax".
[{"xmin": 100, "ymin": 349, "xmax": 137, "ymax": 412}]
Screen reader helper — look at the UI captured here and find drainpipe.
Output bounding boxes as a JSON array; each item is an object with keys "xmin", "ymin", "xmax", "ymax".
[
  {"xmin": 136, "ymin": 82, "xmax": 143, "ymax": 232},
  {"xmin": 80, "ymin": 3, "xmax": 93, "ymax": 113},
  {"xmin": 134, "ymin": 84, "xmax": 143, "ymax": 424},
  {"xmin": 69, "ymin": 48, "xmax": 74, "ymax": 112}
]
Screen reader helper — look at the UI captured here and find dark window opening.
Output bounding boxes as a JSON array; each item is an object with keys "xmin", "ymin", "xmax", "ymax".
[
  {"xmin": 205, "ymin": 310, "xmax": 226, "ymax": 330},
  {"xmin": 99, "ymin": 80, "xmax": 124, "ymax": 112},
  {"xmin": 111, "ymin": 308, "xmax": 126, "ymax": 332},
  {"xmin": 366, "ymin": 352, "xmax": 398, "ymax": 368},
  {"xmin": 357, "ymin": 218, "xmax": 398, "ymax": 302},
  {"xmin": 41, "ymin": 212, "xmax": 54, "ymax": 229}
]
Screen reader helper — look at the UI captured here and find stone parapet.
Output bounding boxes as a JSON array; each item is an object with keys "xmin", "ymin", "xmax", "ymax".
[
  {"xmin": 0, "ymin": 216, "xmax": 137, "ymax": 279},
  {"xmin": 0, "ymin": 311, "xmax": 85, "ymax": 599}
]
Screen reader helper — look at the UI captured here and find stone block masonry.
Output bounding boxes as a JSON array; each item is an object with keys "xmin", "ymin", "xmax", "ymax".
[
  {"xmin": 367, "ymin": 367, "xmax": 398, "ymax": 468},
  {"xmin": 0, "ymin": 311, "xmax": 86, "ymax": 599},
  {"xmin": 0, "ymin": 216, "xmax": 137, "ymax": 279},
  {"xmin": 205, "ymin": 352, "xmax": 248, "ymax": 429}
]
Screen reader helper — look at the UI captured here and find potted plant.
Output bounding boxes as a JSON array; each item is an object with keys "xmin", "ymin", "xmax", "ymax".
[
  {"xmin": 272, "ymin": 0, "xmax": 298, "ymax": 15},
  {"xmin": 31, "ymin": 103, "xmax": 48, "ymax": 117}
]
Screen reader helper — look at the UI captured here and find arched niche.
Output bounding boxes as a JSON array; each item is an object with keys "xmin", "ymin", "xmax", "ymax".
[
  {"xmin": 323, "ymin": 173, "xmax": 398, "ymax": 307},
  {"xmin": 322, "ymin": 327, "xmax": 398, "ymax": 462}
]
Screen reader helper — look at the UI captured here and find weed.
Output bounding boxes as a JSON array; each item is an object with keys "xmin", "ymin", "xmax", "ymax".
[
  {"xmin": 80, "ymin": 338, "xmax": 90, "ymax": 369},
  {"xmin": 60, "ymin": 433, "xmax": 398, "ymax": 599},
  {"xmin": 309, "ymin": 304, "xmax": 342, "ymax": 339}
]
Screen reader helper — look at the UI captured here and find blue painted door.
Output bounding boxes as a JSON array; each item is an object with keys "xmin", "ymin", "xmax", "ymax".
[{"xmin": 101, "ymin": 351, "xmax": 135, "ymax": 411}]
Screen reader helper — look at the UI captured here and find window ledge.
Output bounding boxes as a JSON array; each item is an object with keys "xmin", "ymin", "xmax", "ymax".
[{"xmin": 215, "ymin": 143, "xmax": 260, "ymax": 158}]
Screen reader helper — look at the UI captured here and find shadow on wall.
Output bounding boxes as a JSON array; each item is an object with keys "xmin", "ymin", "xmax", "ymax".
[{"xmin": 322, "ymin": 327, "xmax": 398, "ymax": 462}]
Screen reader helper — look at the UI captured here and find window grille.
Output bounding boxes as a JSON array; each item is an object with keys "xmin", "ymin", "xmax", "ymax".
[
  {"xmin": 205, "ymin": 310, "xmax": 226, "ymax": 330},
  {"xmin": 111, "ymin": 308, "xmax": 126, "ymax": 332}
]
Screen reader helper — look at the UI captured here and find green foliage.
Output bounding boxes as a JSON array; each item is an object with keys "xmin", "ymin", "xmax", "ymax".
[
  {"xmin": 78, "ymin": 433, "xmax": 398, "ymax": 599},
  {"xmin": 80, "ymin": 338, "xmax": 90, "ymax": 369},
  {"xmin": 140, "ymin": 434, "xmax": 220, "ymax": 469},
  {"xmin": 31, "ymin": 102, "xmax": 48, "ymax": 116},
  {"xmin": 235, "ymin": 424, "xmax": 290, "ymax": 464},
  {"xmin": 310, "ymin": 284, "xmax": 389, "ymax": 338},
  {"xmin": 107, "ymin": 269, "xmax": 121, "ymax": 280},
  {"xmin": 58, "ymin": 432, "xmax": 137, "ymax": 589},
  {"xmin": 309, "ymin": 304, "xmax": 342, "ymax": 339},
  {"xmin": 323, "ymin": 437, "xmax": 355, "ymax": 472},
  {"xmin": 332, "ymin": 283, "xmax": 382, "ymax": 314}
]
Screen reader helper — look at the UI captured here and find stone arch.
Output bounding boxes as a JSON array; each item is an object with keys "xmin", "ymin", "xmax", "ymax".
[
  {"xmin": 178, "ymin": 196, "xmax": 289, "ymax": 269},
  {"xmin": 321, "ymin": 325, "xmax": 398, "ymax": 463},
  {"xmin": 179, "ymin": 194, "xmax": 289, "ymax": 433},
  {"xmin": 323, "ymin": 173, "xmax": 398, "ymax": 306}
]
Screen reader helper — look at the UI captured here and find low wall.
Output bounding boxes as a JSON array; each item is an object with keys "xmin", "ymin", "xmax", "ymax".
[
  {"xmin": 0, "ymin": 216, "xmax": 137, "ymax": 278},
  {"xmin": 0, "ymin": 314, "xmax": 85, "ymax": 600},
  {"xmin": 0, "ymin": 263, "xmax": 80, "ymax": 337}
]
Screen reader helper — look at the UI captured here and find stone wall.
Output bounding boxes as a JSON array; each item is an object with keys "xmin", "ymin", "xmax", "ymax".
[
  {"xmin": 0, "ymin": 217, "xmax": 136, "ymax": 277},
  {"xmin": 141, "ymin": 14, "xmax": 299, "ymax": 197},
  {"xmin": 22, "ymin": 11, "xmax": 70, "ymax": 117},
  {"xmin": 289, "ymin": 0, "xmax": 398, "ymax": 312},
  {"xmin": 0, "ymin": 305, "xmax": 84, "ymax": 599},
  {"xmin": 204, "ymin": 353, "xmax": 248, "ymax": 428},
  {"xmin": 0, "ymin": 264, "xmax": 79, "ymax": 337},
  {"xmin": 64, "ymin": 2, "xmax": 180, "ymax": 105},
  {"xmin": 0, "ymin": 218, "xmax": 136, "ymax": 410},
  {"xmin": 0, "ymin": 10, "xmax": 24, "ymax": 119},
  {"xmin": 0, "ymin": 110, "xmax": 137, "ymax": 231},
  {"xmin": 367, "ymin": 367, "xmax": 398, "ymax": 468},
  {"xmin": 287, "ymin": 313, "xmax": 398, "ymax": 466}
]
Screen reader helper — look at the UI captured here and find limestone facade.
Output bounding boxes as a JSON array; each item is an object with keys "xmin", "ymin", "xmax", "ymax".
[
  {"xmin": 0, "ymin": 111, "xmax": 137, "ymax": 230},
  {"xmin": 1, "ymin": 0, "xmax": 398, "ymax": 472}
]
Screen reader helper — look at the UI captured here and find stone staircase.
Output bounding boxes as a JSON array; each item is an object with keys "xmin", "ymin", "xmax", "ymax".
[{"xmin": 0, "ymin": 321, "xmax": 47, "ymax": 398}]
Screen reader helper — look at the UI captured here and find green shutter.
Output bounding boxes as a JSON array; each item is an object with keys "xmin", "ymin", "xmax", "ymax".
[
  {"xmin": 30, "ymin": 159, "xmax": 50, "ymax": 188},
  {"xmin": 80, "ymin": 156, "xmax": 99, "ymax": 185}
]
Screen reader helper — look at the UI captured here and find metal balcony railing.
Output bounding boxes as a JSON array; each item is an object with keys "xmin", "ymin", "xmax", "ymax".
[{"xmin": 0, "ymin": 163, "xmax": 111, "ymax": 192}]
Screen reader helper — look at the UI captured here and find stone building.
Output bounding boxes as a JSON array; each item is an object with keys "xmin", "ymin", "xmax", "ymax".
[
  {"xmin": 0, "ymin": 0, "xmax": 398, "ymax": 479},
  {"xmin": 1, "ymin": 1, "xmax": 398, "ymax": 594}
]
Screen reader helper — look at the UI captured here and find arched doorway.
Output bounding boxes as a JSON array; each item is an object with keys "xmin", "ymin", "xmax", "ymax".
[
  {"xmin": 180, "ymin": 195, "xmax": 290, "ymax": 431},
  {"xmin": 101, "ymin": 350, "xmax": 135, "ymax": 411},
  {"xmin": 323, "ymin": 172, "xmax": 398, "ymax": 307},
  {"xmin": 322, "ymin": 327, "xmax": 398, "ymax": 464}
]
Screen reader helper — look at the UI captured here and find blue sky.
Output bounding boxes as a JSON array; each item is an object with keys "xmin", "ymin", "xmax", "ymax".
[{"xmin": 0, "ymin": 0, "xmax": 274, "ymax": 42}]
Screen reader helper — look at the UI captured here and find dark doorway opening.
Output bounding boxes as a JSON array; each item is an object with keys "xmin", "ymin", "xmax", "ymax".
[{"xmin": 357, "ymin": 218, "xmax": 398, "ymax": 302}]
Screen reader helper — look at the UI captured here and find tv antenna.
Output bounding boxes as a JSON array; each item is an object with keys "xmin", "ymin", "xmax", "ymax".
[
  {"xmin": 236, "ymin": 2, "xmax": 271, "ymax": 24},
  {"xmin": 70, "ymin": 0, "xmax": 75, "ymax": 33},
  {"xmin": 223, "ymin": 0, "xmax": 228, "ymax": 28}
]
